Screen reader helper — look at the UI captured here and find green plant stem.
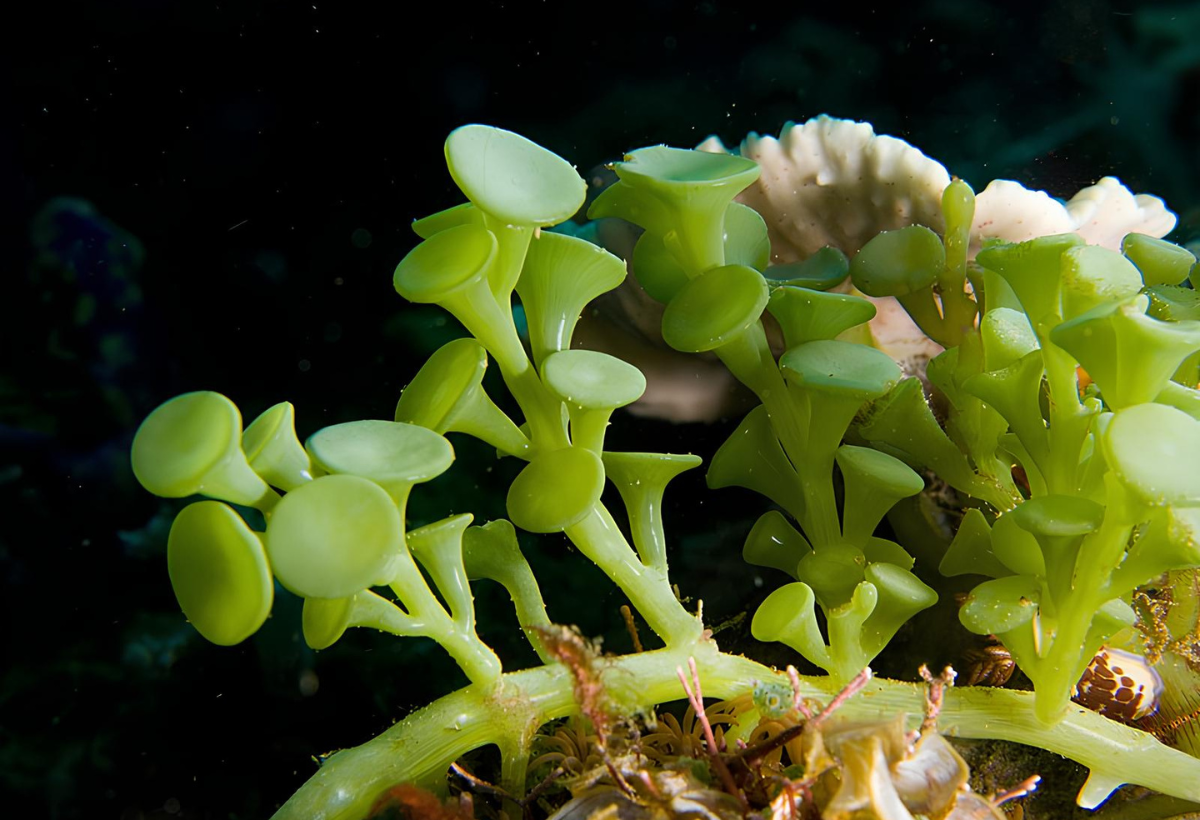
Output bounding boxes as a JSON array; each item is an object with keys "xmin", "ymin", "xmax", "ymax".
[
  {"xmin": 898, "ymin": 290, "xmax": 949, "ymax": 346},
  {"xmin": 568, "ymin": 407, "xmax": 610, "ymax": 454},
  {"xmin": 1041, "ymin": 341, "xmax": 1090, "ymax": 495},
  {"xmin": 714, "ymin": 322, "xmax": 844, "ymax": 545},
  {"xmin": 711, "ymin": 324, "xmax": 813, "ymax": 507},
  {"xmin": 490, "ymin": 573, "xmax": 554, "ymax": 665},
  {"xmin": 824, "ymin": 608, "xmax": 870, "ymax": 681},
  {"xmin": 938, "ymin": 288, "xmax": 977, "ymax": 347},
  {"xmin": 271, "ymin": 637, "xmax": 1200, "ymax": 820},
  {"xmin": 1028, "ymin": 514, "xmax": 1133, "ymax": 723},
  {"xmin": 497, "ymin": 736, "xmax": 531, "ymax": 806},
  {"xmin": 496, "ymin": 359, "xmax": 570, "ymax": 453},
  {"xmin": 713, "ymin": 322, "xmax": 785, "ymax": 400},
  {"xmin": 386, "ymin": 553, "xmax": 503, "ymax": 686},
  {"xmin": 671, "ymin": 212, "xmax": 726, "ymax": 277},
  {"xmin": 564, "ymin": 504, "xmax": 701, "ymax": 646},
  {"xmin": 454, "ymin": 279, "xmax": 569, "ymax": 454},
  {"xmin": 482, "ymin": 217, "xmax": 532, "ymax": 300}
]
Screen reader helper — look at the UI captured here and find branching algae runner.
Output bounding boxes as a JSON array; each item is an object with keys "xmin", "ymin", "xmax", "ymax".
[{"xmin": 131, "ymin": 120, "xmax": 1200, "ymax": 819}]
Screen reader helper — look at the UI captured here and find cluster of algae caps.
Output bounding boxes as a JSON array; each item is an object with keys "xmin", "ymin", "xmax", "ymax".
[
  {"xmin": 128, "ymin": 124, "xmax": 688, "ymax": 664},
  {"xmin": 128, "ymin": 121, "xmax": 1200, "ymax": 814}
]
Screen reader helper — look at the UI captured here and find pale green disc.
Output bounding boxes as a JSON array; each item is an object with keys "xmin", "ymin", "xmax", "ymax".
[
  {"xmin": 541, "ymin": 349, "xmax": 646, "ymax": 410},
  {"xmin": 836, "ymin": 444, "xmax": 924, "ymax": 498},
  {"xmin": 266, "ymin": 474, "xmax": 402, "ymax": 599},
  {"xmin": 132, "ymin": 391, "xmax": 241, "ymax": 498},
  {"xmin": 850, "ymin": 225, "xmax": 944, "ymax": 297},
  {"xmin": 394, "ymin": 338, "xmax": 487, "ymax": 430},
  {"xmin": 959, "ymin": 574, "xmax": 1041, "ymax": 636},
  {"xmin": 763, "ymin": 247, "xmax": 850, "ymax": 291},
  {"xmin": 1105, "ymin": 403, "xmax": 1200, "ymax": 507},
  {"xmin": 780, "ymin": 340, "xmax": 902, "ymax": 402},
  {"xmin": 307, "ymin": 419, "xmax": 454, "ymax": 485},
  {"xmin": 615, "ymin": 145, "xmax": 760, "ymax": 194},
  {"xmin": 412, "ymin": 202, "xmax": 483, "ymax": 239},
  {"xmin": 302, "ymin": 595, "xmax": 355, "ymax": 650},
  {"xmin": 661, "ymin": 264, "xmax": 769, "ymax": 353},
  {"xmin": 167, "ymin": 500, "xmax": 273, "ymax": 646},
  {"xmin": 445, "ymin": 125, "xmax": 585, "ymax": 227},
  {"xmin": 507, "ymin": 446, "xmax": 605, "ymax": 533},
  {"xmin": 393, "ymin": 223, "xmax": 496, "ymax": 304},
  {"xmin": 1123, "ymin": 233, "xmax": 1196, "ymax": 287}
]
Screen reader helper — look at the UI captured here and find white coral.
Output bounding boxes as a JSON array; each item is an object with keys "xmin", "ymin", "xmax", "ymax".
[
  {"xmin": 698, "ymin": 116, "xmax": 1177, "ymax": 375},
  {"xmin": 701, "ymin": 115, "xmax": 1176, "ymax": 257},
  {"xmin": 699, "ymin": 117, "xmax": 951, "ymax": 264},
  {"xmin": 589, "ymin": 116, "xmax": 1178, "ymax": 422}
]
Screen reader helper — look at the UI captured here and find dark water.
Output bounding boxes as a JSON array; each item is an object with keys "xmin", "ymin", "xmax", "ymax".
[{"xmin": 2, "ymin": 1, "xmax": 1199, "ymax": 817}]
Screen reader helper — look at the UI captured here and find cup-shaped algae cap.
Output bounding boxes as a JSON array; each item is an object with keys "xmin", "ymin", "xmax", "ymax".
[
  {"xmin": 990, "ymin": 511, "xmax": 1046, "ymax": 578},
  {"xmin": 1104, "ymin": 403, "xmax": 1200, "ymax": 507},
  {"xmin": 242, "ymin": 401, "xmax": 318, "ymax": 492},
  {"xmin": 601, "ymin": 450, "xmax": 702, "ymax": 490},
  {"xmin": 797, "ymin": 546, "xmax": 867, "ymax": 608},
  {"xmin": 302, "ymin": 594, "xmax": 356, "ymax": 650},
  {"xmin": 861, "ymin": 562, "xmax": 938, "ymax": 649},
  {"xmin": 849, "ymin": 225, "xmax": 944, "ymax": 298},
  {"xmin": 444, "ymin": 124, "xmax": 586, "ymax": 228},
  {"xmin": 516, "ymin": 231, "xmax": 626, "ymax": 364},
  {"xmin": 1123, "ymin": 233, "xmax": 1196, "ymax": 287},
  {"xmin": 723, "ymin": 201, "xmax": 771, "ymax": 271},
  {"xmin": 631, "ymin": 202, "xmax": 771, "ymax": 304},
  {"xmin": 1145, "ymin": 285, "xmax": 1200, "ymax": 323},
  {"xmin": 743, "ymin": 510, "xmax": 811, "ymax": 578},
  {"xmin": 394, "ymin": 223, "xmax": 496, "ymax": 305},
  {"xmin": 1051, "ymin": 295, "xmax": 1200, "ymax": 409},
  {"xmin": 602, "ymin": 450, "xmax": 701, "ymax": 570},
  {"xmin": 306, "ymin": 420, "xmax": 454, "ymax": 502},
  {"xmin": 835, "ymin": 445, "xmax": 925, "ymax": 546},
  {"xmin": 976, "ymin": 233, "xmax": 1084, "ymax": 324},
  {"xmin": 980, "ymin": 307, "xmax": 1039, "ymax": 372},
  {"xmin": 507, "ymin": 446, "xmax": 605, "ymax": 533},
  {"xmin": 632, "ymin": 230, "xmax": 691, "ymax": 304},
  {"xmin": 542, "ymin": 349, "xmax": 646, "ymax": 411},
  {"xmin": 614, "ymin": 144, "xmax": 761, "ymax": 199},
  {"xmin": 266, "ymin": 474, "xmax": 403, "ymax": 599},
  {"xmin": 959, "ymin": 574, "xmax": 1041, "ymax": 636},
  {"xmin": 394, "ymin": 338, "xmax": 529, "ymax": 457},
  {"xmin": 167, "ymin": 501, "xmax": 273, "ymax": 646},
  {"xmin": 394, "ymin": 338, "xmax": 487, "ymax": 431},
  {"xmin": 751, "ymin": 581, "xmax": 829, "ymax": 667},
  {"xmin": 768, "ymin": 287, "xmax": 876, "ymax": 349},
  {"xmin": 1059, "ymin": 245, "xmax": 1144, "ymax": 320},
  {"xmin": 131, "ymin": 391, "xmax": 271, "ymax": 506},
  {"xmin": 939, "ymin": 508, "xmax": 1009, "ymax": 578},
  {"xmin": 406, "ymin": 513, "xmax": 475, "ymax": 624},
  {"xmin": 1009, "ymin": 494, "xmax": 1105, "ymax": 538},
  {"xmin": 661, "ymin": 264, "xmax": 769, "ymax": 353},
  {"xmin": 780, "ymin": 340, "xmax": 903, "ymax": 403},
  {"xmin": 591, "ymin": 146, "xmax": 760, "ymax": 274},
  {"xmin": 763, "ymin": 247, "xmax": 850, "ymax": 291},
  {"xmin": 411, "ymin": 202, "xmax": 484, "ymax": 239},
  {"xmin": 864, "ymin": 538, "xmax": 915, "ymax": 571},
  {"xmin": 706, "ymin": 404, "xmax": 806, "ymax": 519}
]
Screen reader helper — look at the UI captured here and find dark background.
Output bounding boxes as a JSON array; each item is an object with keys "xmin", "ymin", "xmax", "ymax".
[{"xmin": 2, "ymin": 1, "xmax": 1199, "ymax": 818}]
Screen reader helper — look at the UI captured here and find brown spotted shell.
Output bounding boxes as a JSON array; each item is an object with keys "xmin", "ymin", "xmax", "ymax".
[{"xmin": 1073, "ymin": 647, "xmax": 1164, "ymax": 723}]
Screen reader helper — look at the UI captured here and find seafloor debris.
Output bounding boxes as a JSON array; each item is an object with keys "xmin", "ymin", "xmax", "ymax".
[{"xmin": 531, "ymin": 663, "xmax": 1038, "ymax": 820}]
